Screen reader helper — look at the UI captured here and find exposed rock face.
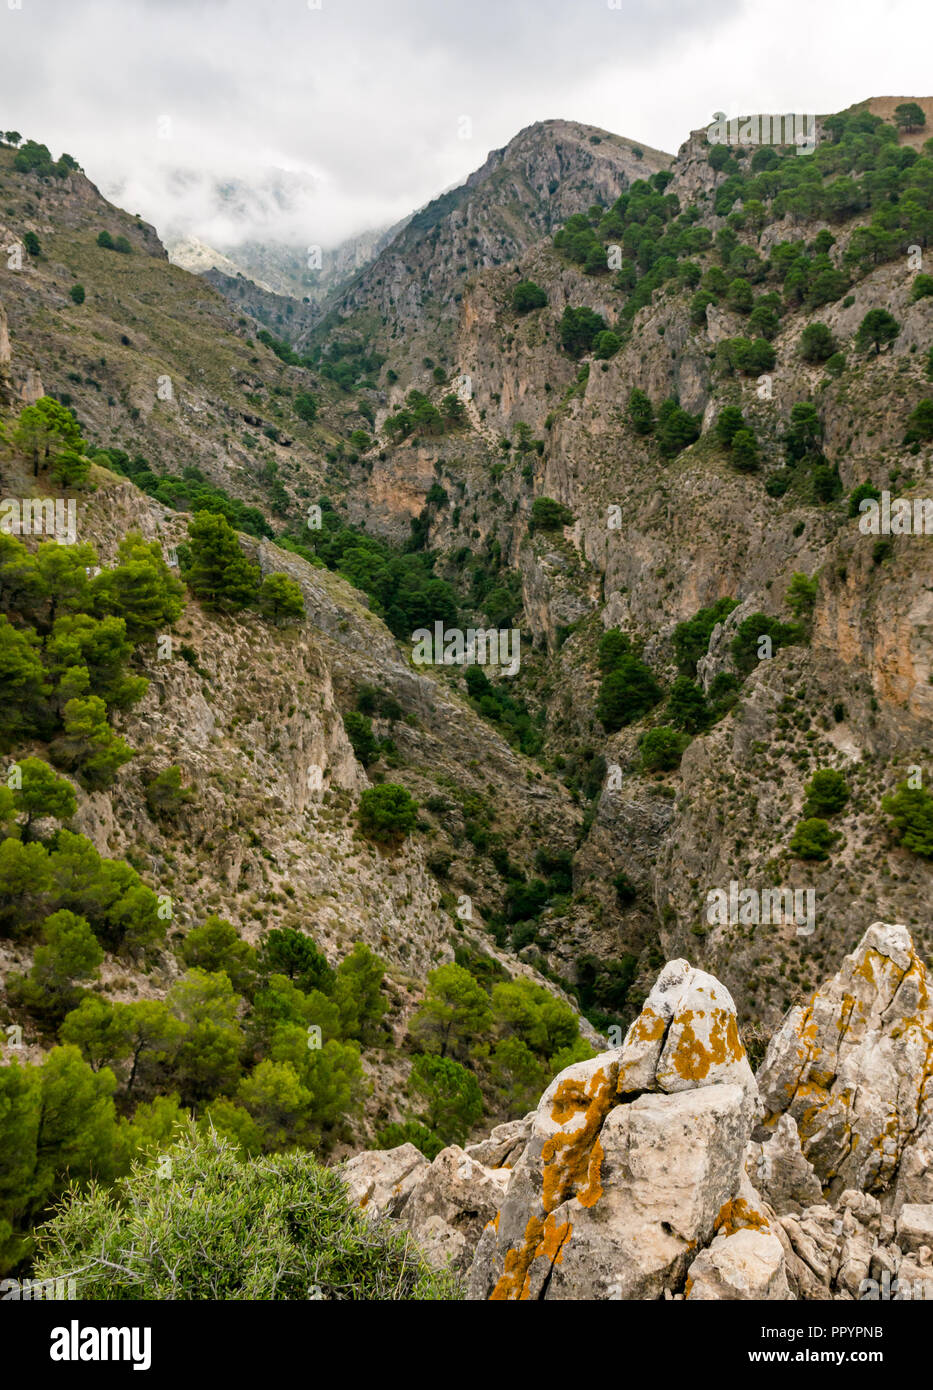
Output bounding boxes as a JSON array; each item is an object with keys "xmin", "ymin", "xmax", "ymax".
[
  {"xmin": 756, "ymin": 922, "xmax": 933, "ymax": 1203},
  {"xmin": 746, "ymin": 1114, "xmax": 823, "ymax": 1216},
  {"xmin": 343, "ymin": 1142, "xmax": 429, "ymax": 1219},
  {"xmin": 465, "ymin": 958, "xmax": 760, "ymax": 1299},
  {"xmin": 342, "ymin": 927, "xmax": 933, "ymax": 1301},
  {"xmin": 342, "ymin": 1142, "xmax": 510, "ymax": 1274},
  {"xmin": 685, "ymin": 1228, "xmax": 791, "ymax": 1301}
]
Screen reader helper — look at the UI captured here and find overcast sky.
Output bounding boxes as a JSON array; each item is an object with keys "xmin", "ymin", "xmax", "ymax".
[{"xmin": 1, "ymin": 0, "xmax": 930, "ymax": 250}]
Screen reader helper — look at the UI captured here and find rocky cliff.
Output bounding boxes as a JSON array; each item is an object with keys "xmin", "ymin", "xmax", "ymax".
[{"xmin": 347, "ymin": 922, "xmax": 933, "ymax": 1299}]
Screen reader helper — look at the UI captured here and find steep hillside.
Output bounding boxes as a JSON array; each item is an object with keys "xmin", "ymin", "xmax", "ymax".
[
  {"xmin": 305, "ymin": 99, "xmax": 933, "ymax": 1026},
  {"xmin": 311, "ymin": 119, "xmax": 671, "ymax": 380},
  {"xmin": 2, "ymin": 102, "xmax": 933, "ymax": 1289}
]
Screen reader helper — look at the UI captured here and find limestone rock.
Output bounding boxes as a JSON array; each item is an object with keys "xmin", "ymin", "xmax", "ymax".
[
  {"xmin": 746, "ymin": 1114, "xmax": 823, "ymax": 1215},
  {"xmin": 685, "ymin": 1228, "xmax": 791, "ymax": 1300},
  {"xmin": 466, "ymin": 955, "xmax": 761, "ymax": 1300},
  {"xmin": 464, "ymin": 1114, "xmax": 533, "ymax": 1170},
  {"xmin": 342, "ymin": 1143, "xmax": 428, "ymax": 1219},
  {"xmin": 400, "ymin": 1146, "xmax": 510, "ymax": 1273},
  {"xmin": 896, "ymin": 1204, "xmax": 933, "ymax": 1255},
  {"xmin": 756, "ymin": 922, "xmax": 933, "ymax": 1197},
  {"xmin": 616, "ymin": 957, "xmax": 759, "ymax": 1118}
]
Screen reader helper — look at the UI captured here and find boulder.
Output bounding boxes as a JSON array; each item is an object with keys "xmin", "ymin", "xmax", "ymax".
[
  {"xmin": 756, "ymin": 922, "xmax": 933, "ymax": 1197},
  {"xmin": 464, "ymin": 1114, "xmax": 533, "ymax": 1169},
  {"xmin": 401, "ymin": 1146, "xmax": 510, "ymax": 1273},
  {"xmin": 467, "ymin": 956, "xmax": 761, "ymax": 1300},
  {"xmin": 746, "ymin": 1114, "xmax": 823, "ymax": 1214},
  {"xmin": 342, "ymin": 1143, "xmax": 428, "ymax": 1219},
  {"xmin": 685, "ymin": 1228, "xmax": 791, "ymax": 1300},
  {"xmin": 896, "ymin": 1203, "xmax": 933, "ymax": 1255}
]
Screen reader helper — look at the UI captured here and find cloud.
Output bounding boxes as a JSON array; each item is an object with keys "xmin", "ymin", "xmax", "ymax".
[{"xmin": 0, "ymin": 0, "xmax": 930, "ymax": 251}]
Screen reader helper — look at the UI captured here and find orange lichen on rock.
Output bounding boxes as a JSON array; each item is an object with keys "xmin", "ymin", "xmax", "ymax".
[
  {"xmin": 489, "ymin": 1213, "xmax": 572, "ymax": 1301},
  {"xmin": 714, "ymin": 1196, "xmax": 770, "ymax": 1237},
  {"xmin": 541, "ymin": 1067, "xmax": 616, "ymax": 1213},
  {"xmin": 626, "ymin": 1005, "xmax": 667, "ymax": 1046},
  {"xmin": 666, "ymin": 1007, "xmax": 745, "ymax": 1082}
]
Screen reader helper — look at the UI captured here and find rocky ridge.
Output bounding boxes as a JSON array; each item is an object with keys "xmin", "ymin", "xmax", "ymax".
[{"xmin": 345, "ymin": 922, "xmax": 933, "ymax": 1300}]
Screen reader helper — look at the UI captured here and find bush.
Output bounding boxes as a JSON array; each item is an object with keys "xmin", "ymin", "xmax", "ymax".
[
  {"xmin": 293, "ymin": 391, "xmax": 317, "ymax": 423},
  {"xmin": 592, "ymin": 330, "xmax": 622, "ymax": 360},
  {"xmin": 881, "ymin": 783, "xmax": 933, "ymax": 858},
  {"xmin": 68, "ymin": 284, "xmax": 85, "ymax": 305},
  {"xmin": 145, "ymin": 765, "xmax": 193, "ymax": 822},
  {"xmin": 730, "ymin": 428, "xmax": 759, "ymax": 472},
  {"xmin": 800, "ymin": 323, "xmax": 837, "ymax": 362},
  {"xmin": 257, "ymin": 573, "xmax": 305, "ymax": 624},
  {"xmin": 23, "ymin": 231, "xmax": 40, "ymax": 256},
  {"xmin": 639, "ymin": 726, "xmax": 689, "ymax": 772},
  {"xmin": 512, "ymin": 280, "xmax": 547, "ymax": 313},
  {"xmin": 715, "ymin": 407, "xmax": 746, "ymax": 448},
  {"xmin": 408, "ymin": 1053, "xmax": 483, "ymax": 1145},
  {"xmin": 656, "ymin": 398, "xmax": 701, "ymax": 458},
  {"xmin": 597, "ymin": 655, "xmax": 663, "ymax": 732},
  {"xmin": 848, "ymin": 481, "xmax": 881, "ymax": 517},
  {"xmin": 673, "ymin": 598, "xmax": 738, "ymax": 676},
  {"xmin": 730, "ymin": 613, "xmax": 801, "ymax": 676},
  {"xmin": 558, "ymin": 305, "xmax": 606, "ymax": 357},
  {"xmin": 855, "ymin": 308, "xmax": 899, "ymax": 355},
  {"xmin": 666, "ymin": 676, "xmax": 709, "ymax": 732},
  {"xmin": 343, "ymin": 710, "xmax": 379, "ymax": 766},
  {"xmin": 33, "ymin": 1126, "xmax": 457, "ymax": 1299},
  {"xmin": 803, "ymin": 768, "xmax": 850, "ymax": 818},
  {"xmin": 789, "ymin": 817, "xmax": 838, "ymax": 861},
  {"xmin": 627, "ymin": 388, "xmax": 655, "ymax": 435},
  {"xmin": 374, "ymin": 1120, "xmax": 444, "ymax": 1160},
  {"xmin": 184, "ymin": 512, "xmax": 260, "ymax": 611},
  {"xmin": 358, "ymin": 784, "xmax": 418, "ymax": 845},
  {"xmin": 96, "ymin": 230, "xmax": 114, "ymax": 249},
  {"xmin": 530, "ymin": 496, "xmax": 575, "ymax": 532},
  {"xmin": 904, "ymin": 398, "xmax": 933, "ymax": 444}
]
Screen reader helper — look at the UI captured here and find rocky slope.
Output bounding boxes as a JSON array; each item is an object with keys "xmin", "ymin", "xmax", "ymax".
[
  {"xmin": 347, "ymin": 922, "xmax": 933, "ymax": 1299},
  {"xmin": 2, "ymin": 95, "xmax": 932, "ymax": 1168}
]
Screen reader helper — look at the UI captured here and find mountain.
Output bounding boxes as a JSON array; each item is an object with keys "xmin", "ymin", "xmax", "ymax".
[
  {"xmin": 1, "ymin": 98, "xmax": 932, "ymax": 1298},
  {"xmin": 309, "ymin": 118, "xmax": 672, "ymax": 372}
]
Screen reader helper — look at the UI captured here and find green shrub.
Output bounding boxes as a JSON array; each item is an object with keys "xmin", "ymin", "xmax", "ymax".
[
  {"xmin": 803, "ymin": 768, "xmax": 850, "ymax": 818},
  {"xmin": 374, "ymin": 1120, "xmax": 444, "ymax": 1160},
  {"xmin": 640, "ymin": 726, "xmax": 689, "ymax": 772},
  {"xmin": 33, "ymin": 1126, "xmax": 457, "ymax": 1299},
  {"xmin": 408, "ymin": 1053, "xmax": 483, "ymax": 1145},
  {"xmin": 512, "ymin": 280, "xmax": 547, "ymax": 313},
  {"xmin": 530, "ymin": 497, "xmax": 575, "ymax": 532},
  {"xmin": 656, "ymin": 398, "xmax": 701, "ymax": 458},
  {"xmin": 68, "ymin": 284, "xmax": 85, "ymax": 305},
  {"xmin": 848, "ymin": 481, "xmax": 881, "ymax": 517},
  {"xmin": 627, "ymin": 388, "xmax": 655, "ymax": 435},
  {"xmin": 789, "ymin": 817, "xmax": 838, "ymax": 861},
  {"xmin": 358, "ymin": 784, "xmax": 418, "ymax": 844},
  {"xmin": 904, "ymin": 398, "xmax": 933, "ymax": 444},
  {"xmin": 881, "ymin": 783, "xmax": 933, "ymax": 858},
  {"xmin": 145, "ymin": 765, "xmax": 193, "ymax": 822},
  {"xmin": 799, "ymin": 322, "xmax": 836, "ymax": 362},
  {"xmin": 597, "ymin": 655, "xmax": 662, "ymax": 732},
  {"xmin": 672, "ymin": 598, "xmax": 739, "ymax": 676}
]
